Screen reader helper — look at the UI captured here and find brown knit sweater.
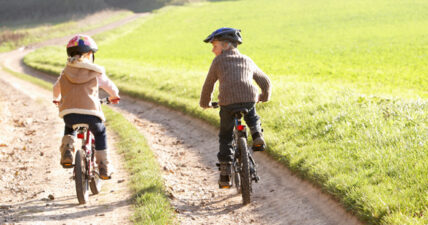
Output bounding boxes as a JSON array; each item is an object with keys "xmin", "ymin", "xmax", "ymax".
[{"xmin": 199, "ymin": 48, "xmax": 271, "ymax": 107}]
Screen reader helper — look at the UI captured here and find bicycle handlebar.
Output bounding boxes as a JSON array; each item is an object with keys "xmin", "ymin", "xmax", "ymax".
[
  {"xmin": 53, "ymin": 97, "xmax": 120, "ymax": 106},
  {"xmin": 101, "ymin": 97, "xmax": 120, "ymax": 104}
]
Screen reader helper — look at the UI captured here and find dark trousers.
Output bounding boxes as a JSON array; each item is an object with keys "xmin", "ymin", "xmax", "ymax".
[
  {"xmin": 218, "ymin": 102, "xmax": 260, "ymax": 162},
  {"xmin": 63, "ymin": 113, "xmax": 107, "ymax": 151}
]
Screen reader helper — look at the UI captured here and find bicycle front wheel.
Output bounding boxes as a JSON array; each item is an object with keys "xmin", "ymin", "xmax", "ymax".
[
  {"xmin": 237, "ymin": 137, "xmax": 252, "ymax": 205},
  {"xmin": 74, "ymin": 149, "xmax": 89, "ymax": 204},
  {"xmin": 89, "ymin": 174, "xmax": 101, "ymax": 195}
]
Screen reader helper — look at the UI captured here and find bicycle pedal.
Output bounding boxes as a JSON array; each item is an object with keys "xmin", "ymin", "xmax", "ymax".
[
  {"xmin": 219, "ymin": 184, "xmax": 232, "ymax": 189},
  {"xmin": 62, "ymin": 163, "xmax": 74, "ymax": 169},
  {"xmin": 99, "ymin": 175, "xmax": 112, "ymax": 180},
  {"xmin": 252, "ymin": 145, "xmax": 265, "ymax": 152}
]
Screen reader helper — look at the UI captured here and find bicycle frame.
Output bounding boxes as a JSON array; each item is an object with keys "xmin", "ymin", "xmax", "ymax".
[
  {"xmin": 232, "ymin": 113, "xmax": 259, "ymax": 182},
  {"xmin": 76, "ymin": 127, "xmax": 96, "ymax": 178}
]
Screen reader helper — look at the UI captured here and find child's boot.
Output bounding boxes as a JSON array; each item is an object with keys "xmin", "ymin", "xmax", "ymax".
[
  {"xmin": 250, "ymin": 125, "xmax": 266, "ymax": 151},
  {"xmin": 218, "ymin": 162, "xmax": 233, "ymax": 188},
  {"xmin": 252, "ymin": 132, "xmax": 265, "ymax": 151},
  {"xmin": 60, "ymin": 135, "xmax": 75, "ymax": 168},
  {"xmin": 95, "ymin": 150, "xmax": 114, "ymax": 180}
]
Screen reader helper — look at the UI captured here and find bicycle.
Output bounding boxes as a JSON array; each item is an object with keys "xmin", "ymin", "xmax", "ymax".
[
  {"xmin": 212, "ymin": 102, "xmax": 260, "ymax": 205},
  {"xmin": 55, "ymin": 97, "xmax": 114, "ymax": 204}
]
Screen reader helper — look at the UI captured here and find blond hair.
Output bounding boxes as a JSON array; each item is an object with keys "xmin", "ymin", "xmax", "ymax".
[{"xmin": 67, "ymin": 52, "xmax": 93, "ymax": 64}]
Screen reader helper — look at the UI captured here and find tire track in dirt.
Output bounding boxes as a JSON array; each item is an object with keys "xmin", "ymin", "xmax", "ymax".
[{"xmin": 1, "ymin": 11, "xmax": 364, "ymax": 224}]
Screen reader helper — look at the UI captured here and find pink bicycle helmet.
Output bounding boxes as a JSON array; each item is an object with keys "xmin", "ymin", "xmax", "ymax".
[{"xmin": 66, "ymin": 34, "xmax": 98, "ymax": 57}]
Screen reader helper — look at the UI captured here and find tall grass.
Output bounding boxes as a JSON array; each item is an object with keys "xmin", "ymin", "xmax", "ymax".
[{"xmin": 24, "ymin": 0, "xmax": 428, "ymax": 224}]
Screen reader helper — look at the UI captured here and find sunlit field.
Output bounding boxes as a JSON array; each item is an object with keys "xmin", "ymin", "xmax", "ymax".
[{"xmin": 24, "ymin": 0, "xmax": 428, "ymax": 224}]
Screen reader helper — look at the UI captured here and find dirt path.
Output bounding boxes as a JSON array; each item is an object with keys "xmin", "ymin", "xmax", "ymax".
[
  {"xmin": 0, "ymin": 69, "xmax": 132, "ymax": 225},
  {"xmin": 0, "ymin": 11, "xmax": 147, "ymax": 225},
  {"xmin": 0, "ymin": 10, "xmax": 364, "ymax": 225}
]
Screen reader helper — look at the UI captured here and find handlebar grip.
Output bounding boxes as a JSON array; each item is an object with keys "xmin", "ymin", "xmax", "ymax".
[{"xmin": 100, "ymin": 97, "xmax": 110, "ymax": 104}]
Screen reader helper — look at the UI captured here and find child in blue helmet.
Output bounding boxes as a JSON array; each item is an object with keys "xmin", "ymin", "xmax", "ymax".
[{"xmin": 200, "ymin": 28, "xmax": 271, "ymax": 188}]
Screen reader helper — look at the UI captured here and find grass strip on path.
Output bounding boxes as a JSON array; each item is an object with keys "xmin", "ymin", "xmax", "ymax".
[
  {"xmin": 103, "ymin": 106, "xmax": 175, "ymax": 224},
  {"xmin": 1, "ymin": 65, "xmax": 176, "ymax": 225}
]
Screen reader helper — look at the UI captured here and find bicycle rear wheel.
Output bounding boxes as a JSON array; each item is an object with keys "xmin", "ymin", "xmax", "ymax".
[
  {"xmin": 237, "ymin": 137, "xmax": 252, "ymax": 205},
  {"xmin": 74, "ymin": 149, "xmax": 89, "ymax": 204},
  {"xmin": 89, "ymin": 148, "xmax": 102, "ymax": 194}
]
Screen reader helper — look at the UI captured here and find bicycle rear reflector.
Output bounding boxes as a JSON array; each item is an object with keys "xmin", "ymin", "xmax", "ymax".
[
  {"xmin": 77, "ymin": 133, "xmax": 85, "ymax": 139},
  {"xmin": 237, "ymin": 125, "xmax": 245, "ymax": 131}
]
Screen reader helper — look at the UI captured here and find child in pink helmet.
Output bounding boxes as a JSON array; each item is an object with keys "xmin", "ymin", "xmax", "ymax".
[{"xmin": 53, "ymin": 34, "xmax": 120, "ymax": 180}]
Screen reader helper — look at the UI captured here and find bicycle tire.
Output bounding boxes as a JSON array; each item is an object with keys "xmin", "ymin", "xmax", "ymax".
[
  {"xmin": 237, "ymin": 137, "xmax": 252, "ymax": 205},
  {"xmin": 234, "ymin": 169, "xmax": 241, "ymax": 194},
  {"xmin": 89, "ymin": 148, "xmax": 102, "ymax": 194},
  {"xmin": 74, "ymin": 149, "xmax": 89, "ymax": 204},
  {"xmin": 89, "ymin": 174, "xmax": 101, "ymax": 195}
]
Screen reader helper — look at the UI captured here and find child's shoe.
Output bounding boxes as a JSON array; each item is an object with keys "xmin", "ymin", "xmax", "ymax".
[
  {"xmin": 252, "ymin": 132, "xmax": 266, "ymax": 151},
  {"xmin": 60, "ymin": 135, "xmax": 75, "ymax": 168},
  {"xmin": 95, "ymin": 150, "xmax": 114, "ymax": 180},
  {"xmin": 218, "ymin": 162, "xmax": 233, "ymax": 188}
]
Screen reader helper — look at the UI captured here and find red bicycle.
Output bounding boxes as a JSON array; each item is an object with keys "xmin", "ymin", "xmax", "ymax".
[
  {"xmin": 73, "ymin": 97, "xmax": 116, "ymax": 204},
  {"xmin": 53, "ymin": 97, "xmax": 115, "ymax": 204}
]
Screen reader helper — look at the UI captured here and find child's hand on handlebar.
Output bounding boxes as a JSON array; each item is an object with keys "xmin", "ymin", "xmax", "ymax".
[
  {"xmin": 258, "ymin": 94, "xmax": 267, "ymax": 103},
  {"xmin": 210, "ymin": 102, "xmax": 219, "ymax": 108}
]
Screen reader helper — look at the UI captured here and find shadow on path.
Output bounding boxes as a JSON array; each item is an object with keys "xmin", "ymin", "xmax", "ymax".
[{"xmin": 2, "ymin": 195, "xmax": 132, "ymax": 223}]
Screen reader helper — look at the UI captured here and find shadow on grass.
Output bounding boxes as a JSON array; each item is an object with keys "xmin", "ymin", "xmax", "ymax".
[
  {"xmin": 0, "ymin": 0, "xmax": 165, "ymax": 30},
  {"xmin": 133, "ymin": 184, "xmax": 166, "ymax": 199},
  {"xmin": 1, "ymin": 0, "xmax": 237, "ymax": 29}
]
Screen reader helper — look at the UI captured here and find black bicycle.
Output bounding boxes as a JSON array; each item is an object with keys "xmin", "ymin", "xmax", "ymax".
[{"xmin": 212, "ymin": 102, "xmax": 260, "ymax": 205}]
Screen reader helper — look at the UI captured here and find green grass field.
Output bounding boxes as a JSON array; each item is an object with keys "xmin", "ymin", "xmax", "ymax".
[{"xmin": 24, "ymin": 0, "xmax": 427, "ymax": 224}]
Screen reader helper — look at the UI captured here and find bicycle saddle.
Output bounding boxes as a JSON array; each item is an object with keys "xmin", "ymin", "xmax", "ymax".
[
  {"xmin": 72, "ymin": 123, "xmax": 89, "ymax": 130},
  {"xmin": 231, "ymin": 108, "xmax": 249, "ymax": 116}
]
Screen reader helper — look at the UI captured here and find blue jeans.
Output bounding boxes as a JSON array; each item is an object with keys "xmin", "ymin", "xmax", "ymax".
[
  {"xmin": 218, "ymin": 102, "xmax": 260, "ymax": 162},
  {"xmin": 63, "ymin": 113, "xmax": 107, "ymax": 151}
]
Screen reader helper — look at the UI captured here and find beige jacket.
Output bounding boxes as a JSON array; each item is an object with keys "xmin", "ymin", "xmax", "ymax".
[{"xmin": 53, "ymin": 60, "xmax": 119, "ymax": 121}]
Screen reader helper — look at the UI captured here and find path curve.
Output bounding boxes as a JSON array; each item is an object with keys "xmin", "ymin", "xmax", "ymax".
[{"xmin": 1, "ymin": 10, "xmax": 363, "ymax": 225}]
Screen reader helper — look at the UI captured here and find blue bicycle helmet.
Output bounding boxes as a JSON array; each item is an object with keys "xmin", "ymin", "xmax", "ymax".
[{"xmin": 203, "ymin": 27, "xmax": 242, "ymax": 44}]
